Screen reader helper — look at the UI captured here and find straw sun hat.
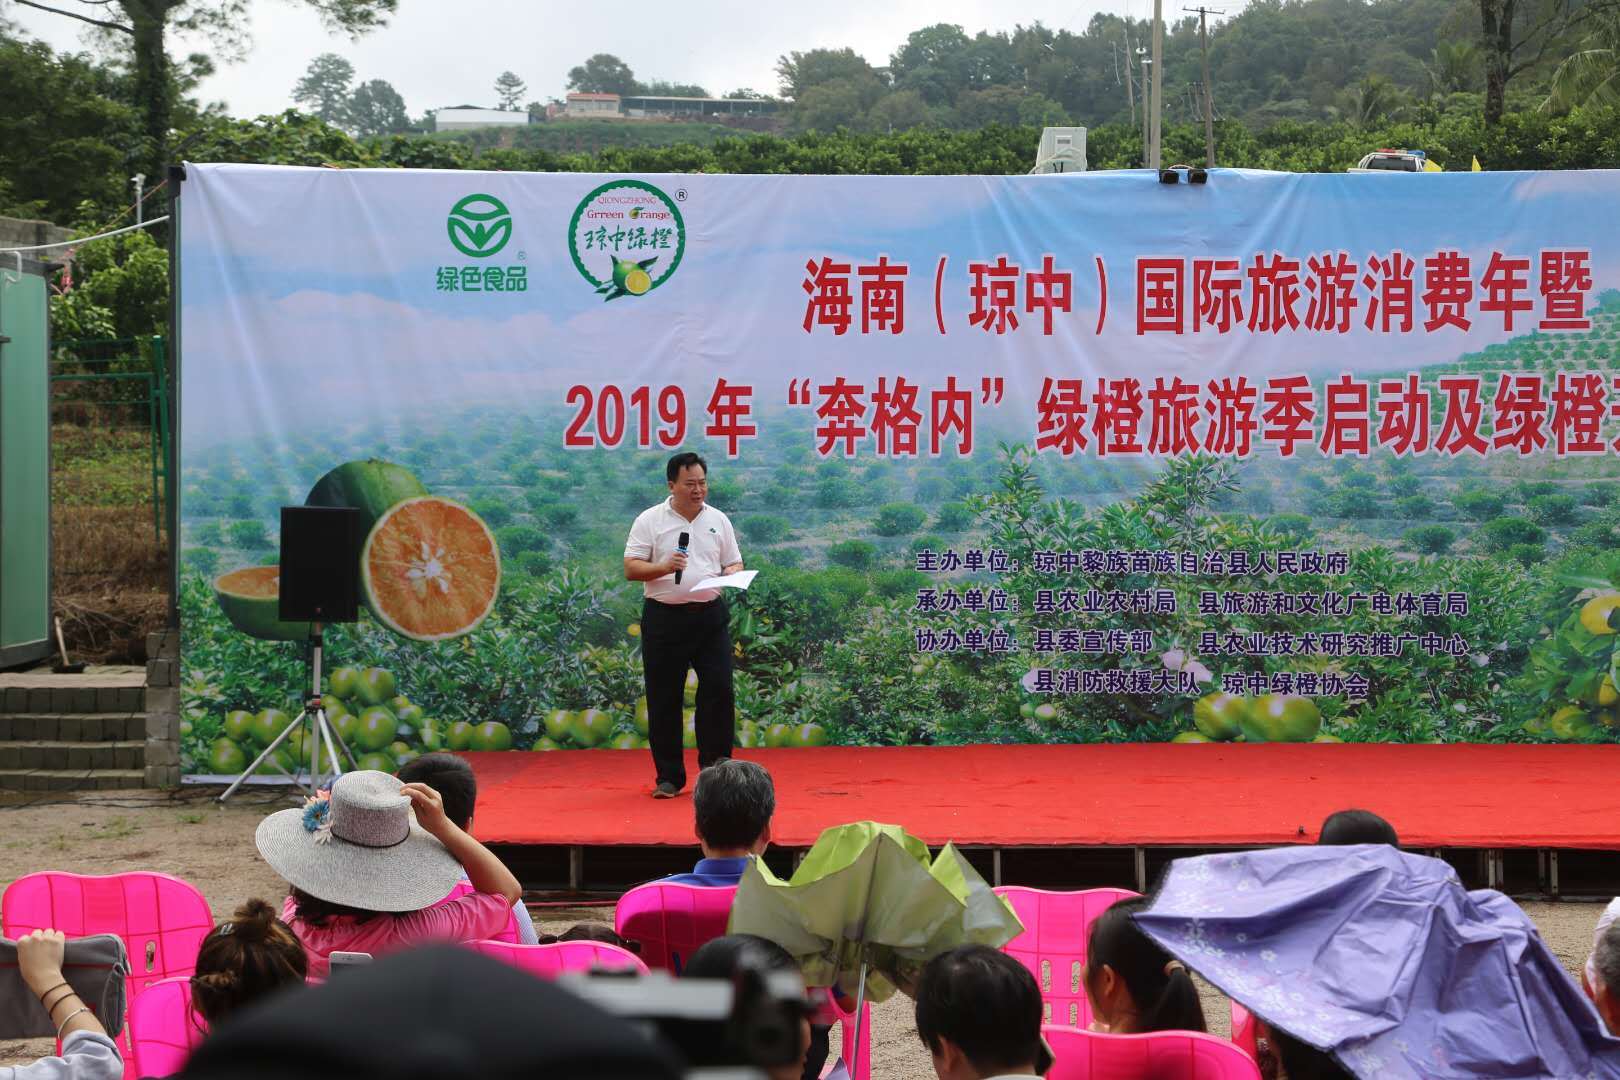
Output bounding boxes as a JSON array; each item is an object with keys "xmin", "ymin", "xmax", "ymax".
[{"xmin": 255, "ymin": 770, "xmax": 465, "ymax": 912}]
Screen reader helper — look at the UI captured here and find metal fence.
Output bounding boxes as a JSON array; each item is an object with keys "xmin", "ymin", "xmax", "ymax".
[{"xmin": 50, "ymin": 335, "xmax": 172, "ymax": 543}]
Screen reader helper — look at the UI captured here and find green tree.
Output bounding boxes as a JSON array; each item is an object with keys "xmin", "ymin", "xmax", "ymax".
[
  {"xmin": 741, "ymin": 515, "xmax": 791, "ymax": 543},
  {"xmin": 493, "ymin": 70, "xmax": 527, "ymax": 110},
  {"xmin": 347, "ymin": 77, "xmax": 408, "ymax": 137},
  {"xmin": 1476, "ymin": 0, "xmax": 1614, "ymax": 124},
  {"xmin": 1527, "ymin": 493, "xmax": 1578, "ymax": 523},
  {"xmin": 1405, "ymin": 525, "xmax": 1457, "ymax": 553},
  {"xmin": 293, "ymin": 52, "xmax": 355, "ymax": 126},
  {"xmin": 828, "ymin": 539, "xmax": 878, "ymax": 570},
  {"xmin": 1545, "ymin": 6, "xmax": 1620, "ymax": 109},
  {"xmin": 48, "ymin": 220, "xmax": 168, "ymax": 340},
  {"xmin": 776, "ymin": 47, "xmax": 884, "ymax": 99},
  {"xmin": 0, "ymin": 39, "xmax": 136, "ymax": 221},
  {"xmin": 889, "ymin": 23, "xmax": 974, "ymax": 105},
  {"xmin": 15, "ymin": 0, "xmax": 395, "ymax": 179},
  {"xmin": 638, "ymin": 79, "xmax": 710, "ymax": 98},
  {"xmin": 567, "ymin": 53, "xmax": 637, "ymax": 95},
  {"xmin": 1395, "ymin": 494, "xmax": 1435, "ymax": 519},
  {"xmin": 1454, "ymin": 489, "xmax": 1507, "ymax": 521},
  {"xmin": 1481, "ymin": 516, "xmax": 1546, "ymax": 551},
  {"xmin": 1426, "ymin": 41, "xmax": 1481, "ymax": 95},
  {"xmin": 873, "ymin": 502, "xmax": 927, "ymax": 536}
]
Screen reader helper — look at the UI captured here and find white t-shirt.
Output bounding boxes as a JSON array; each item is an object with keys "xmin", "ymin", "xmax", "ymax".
[{"xmin": 624, "ymin": 498, "xmax": 742, "ymax": 604}]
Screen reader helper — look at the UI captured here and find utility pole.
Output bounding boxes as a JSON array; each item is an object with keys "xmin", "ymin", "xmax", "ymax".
[
  {"xmin": 1190, "ymin": 5, "xmax": 1223, "ymax": 167},
  {"xmin": 1122, "ymin": 33, "xmax": 1137, "ymax": 129},
  {"xmin": 1149, "ymin": 0, "xmax": 1164, "ymax": 169},
  {"xmin": 1137, "ymin": 47, "xmax": 1151, "ymax": 167}
]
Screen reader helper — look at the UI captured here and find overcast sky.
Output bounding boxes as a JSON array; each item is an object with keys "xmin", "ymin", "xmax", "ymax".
[{"xmin": 10, "ymin": 0, "xmax": 1226, "ymax": 118}]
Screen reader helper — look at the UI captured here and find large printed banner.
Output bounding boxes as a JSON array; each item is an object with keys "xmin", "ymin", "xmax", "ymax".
[{"xmin": 177, "ymin": 162, "xmax": 1620, "ymax": 776}]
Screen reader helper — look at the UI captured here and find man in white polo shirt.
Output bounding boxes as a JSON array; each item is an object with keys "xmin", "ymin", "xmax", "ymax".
[{"xmin": 623, "ymin": 451, "xmax": 744, "ymax": 798}]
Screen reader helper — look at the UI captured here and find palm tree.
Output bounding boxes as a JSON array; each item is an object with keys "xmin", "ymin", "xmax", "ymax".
[
  {"xmin": 1425, "ymin": 41, "xmax": 1479, "ymax": 96},
  {"xmin": 1543, "ymin": 10, "xmax": 1620, "ymax": 111}
]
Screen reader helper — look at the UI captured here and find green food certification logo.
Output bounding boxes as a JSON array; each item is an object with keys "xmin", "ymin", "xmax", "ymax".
[
  {"xmin": 447, "ymin": 193, "xmax": 513, "ymax": 258},
  {"xmin": 567, "ymin": 179, "xmax": 685, "ymax": 301}
]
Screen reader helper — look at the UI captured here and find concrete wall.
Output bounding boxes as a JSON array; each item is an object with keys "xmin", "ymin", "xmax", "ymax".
[{"xmin": 0, "ymin": 215, "xmax": 73, "ymax": 255}]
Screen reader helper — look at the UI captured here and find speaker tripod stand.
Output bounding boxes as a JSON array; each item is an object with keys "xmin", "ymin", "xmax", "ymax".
[{"xmin": 217, "ymin": 623, "xmax": 358, "ymax": 804}]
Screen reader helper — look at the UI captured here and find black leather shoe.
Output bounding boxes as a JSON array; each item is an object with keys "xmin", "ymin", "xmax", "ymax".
[{"xmin": 652, "ymin": 781, "xmax": 680, "ymax": 799}]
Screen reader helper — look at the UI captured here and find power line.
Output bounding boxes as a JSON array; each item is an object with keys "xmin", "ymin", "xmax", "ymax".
[{"xmin": 0, "ymin": 216, "xmax": 169, "ymax": 255}]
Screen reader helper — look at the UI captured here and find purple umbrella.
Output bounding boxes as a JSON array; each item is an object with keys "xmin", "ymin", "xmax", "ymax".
[{"xmin": 1133, "ymin": 845, "xmax": 1620, "ymax": 1079}]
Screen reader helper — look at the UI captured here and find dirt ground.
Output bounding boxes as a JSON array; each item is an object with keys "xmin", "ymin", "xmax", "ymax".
[{"xmin": 0, "ymin": 789, "xmax": 1611, "ymax": 1077}]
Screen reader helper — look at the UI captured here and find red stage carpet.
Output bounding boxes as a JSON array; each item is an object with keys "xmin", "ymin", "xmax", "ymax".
[{"xmin": 466, "ymin": 744, "xmax": 1620, "ymax": 851}]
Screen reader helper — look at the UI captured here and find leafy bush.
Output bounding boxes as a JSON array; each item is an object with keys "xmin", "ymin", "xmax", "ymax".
[
  {"xmin": 932, "ymin": 501, "xmax": 974, "ymax": 533},
  {"xmin": 1404, "ymin": 525, "xmax": 1456, "ymax": 554},
  {"xmin": 1481, "ymin": 517, "xmax": 1546, "ymax": 552},
  {"xmin": 472, "ymin": 498, "xmax": 514, "ymax": 528},
  {"xmin": 741, "ymin": 514, "xmax": 792, "ymax": 544},
  {"xmin": 872, "ymin": 568, "xmax": 929, "ymax": 599},
  {"xmin": 873, "ymin": 502, "xmax": 927, "ymax": 537},
  {"xmin": 182, "ymin": 548, "xmax": 220, "ymax": 575},
  {"xmin": 1581, "ymin": 482, "xmax": 1617, "ymax": 507},
  {"xmin": 1394, "ymin": 494, "xmax": 1434, "ymax": 519},
  {"xmin": 1515, "ymin": 480, "xmax": 1559, "ymax": 502},
  {"xmin": 227, "ymin": 520, "xmax": 269, "ymax": 550},
  {"xmin": 496, "ymin": 524, "xmax": 547, "ymax": 556},
  {"xmin": 1388, "ymin": 474, "xmax": 1423, "ymax": 497},
  {"xmin": 1267, "ymin": 513, "xmax": 1314, "ymax": 541},
  {"xmin": 1332, "ymin": 488, "xmax": 1379, "ymax": 518},
  {"xmin": 514, "ymin": 550, "xmax": 552, "ymax": 577},
  {"xmin": 828, "ymin": 539, "xmax": 879, "ymax": 570},
  {"xmin": 539, "ymin": 503, "xmax": 580, "ymax": 530},
  {"xmin": 815, "ymin": 477, "xmax": 860, "ymax": 509},
  {"xmin": 1526, "ymin": 494, "xmax": 1577, "ymax": 525},
  {"xmin": 1508, "ymin": 542, "xmax": 1546, "ymax": 567},
  {"xmin": 1454, "ymin": 490, "xmax": 1507, "ymax": 522},
  {"xmin": 191, "ymin": 521, "xmax": 224, "ymax": 546},
  {"xmin": 227, "ymin": 493, "xmax": 254, "ymax": 518}
]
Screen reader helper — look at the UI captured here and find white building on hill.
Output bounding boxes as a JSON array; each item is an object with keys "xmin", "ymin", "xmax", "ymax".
[{"xmin": 434, "ymin": 107, "xmax": 531, "ymax": 132}]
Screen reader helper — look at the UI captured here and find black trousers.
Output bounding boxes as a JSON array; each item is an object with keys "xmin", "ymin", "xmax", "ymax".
[{"xmin": 641, "ymin": 597, "xmax": 734, "ymax": 788}]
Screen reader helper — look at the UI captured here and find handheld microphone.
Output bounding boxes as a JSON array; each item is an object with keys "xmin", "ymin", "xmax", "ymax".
[{"xmin": 675, "ymin": 531, "xmax": 690, "ymax": 584}]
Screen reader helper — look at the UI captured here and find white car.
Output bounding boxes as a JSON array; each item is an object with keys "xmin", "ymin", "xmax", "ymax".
[{"xmin": 1348, "ymin": 149, "xmax": 1441, "ymax": 173}]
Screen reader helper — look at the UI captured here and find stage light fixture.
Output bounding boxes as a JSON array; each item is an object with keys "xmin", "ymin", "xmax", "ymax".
[
  {"xmin": 1188, "ymin": 167, "xmax": 1209, "ymax": 184},
  {"xmin": 1159, "ymin": 168, "xmax": 1181, "ymax": 184}
]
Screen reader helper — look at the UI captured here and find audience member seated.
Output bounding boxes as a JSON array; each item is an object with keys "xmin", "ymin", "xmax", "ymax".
[
  {"xmin": 175, "ymin": 945, "xmax": 679, "ymax": 1080},
  {"xmin": 914, "ymin": 944, "xmax": 1050, "ymax": 1080},
  {"xmin": 254, "ymin": 770, "xmax": 521, "ymax": 979},
  {"xmin": 1254, "ymin": 1020, "xmax": 1354, "ymax": 1080},
  {"xmin": 1082, "ymin": 897, "xmax": 1206, "ymax": 1035},
  {"xmin": 681, "ymin": 934, "xmax": 813, "ymax": 1080},
  {"xmin": 1591, "ymin": 917, "xmax": 1620, "ymax": 1037},
  {"xmin": 189, "ymin": 899, "xmax": 308, "ymax": 1030},
  {"xmin": 396, "ymin": 752, "xmax": 539, "ymax": 943},
  {"xmin": 1317, "ymin": 808, "xmax": 1398, "ymax": 846},
  {"xmin": 5, "ymin": 930, "xmax": 121, "ymax": 1080},
  {"xmin": 663, "ymin": 759, "xmax": 775, "ymax": 886},
  {"xmin": 1584, "ymin": 897, "xmax": 1620, "ymax": 999},
  {"xmin": 536, "ymin": 922, "xmax": 640, "ymax": 954}
]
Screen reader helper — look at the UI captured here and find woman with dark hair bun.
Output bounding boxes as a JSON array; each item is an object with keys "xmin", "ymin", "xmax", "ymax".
[
  {"xmin": 191, "ymin": 898, "xmax": 308, "ymax": 1029},
  {"xmin": 1082, "ymin": 897, "xmax": 1207, "ymax": 1035}
]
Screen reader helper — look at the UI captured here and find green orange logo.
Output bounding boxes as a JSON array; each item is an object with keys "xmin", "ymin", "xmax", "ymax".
[
  {"xmin": 567, "ymin": 180, "xmax": 685, "ymax": 301},
  {"xmin": 447, "ymin": 194, "xmax": 512, "ymax": 258}
]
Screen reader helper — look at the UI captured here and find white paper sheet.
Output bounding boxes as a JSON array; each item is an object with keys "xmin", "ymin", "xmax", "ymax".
[{"xmin": 690, "ymin": 569, "xmax": 759, "ymax": 591}]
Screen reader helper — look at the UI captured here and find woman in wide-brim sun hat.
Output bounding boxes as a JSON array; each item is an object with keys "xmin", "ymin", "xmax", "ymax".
[{"xmin": 256, "ymin": 769, "xmax": 522, "ymax": 979}]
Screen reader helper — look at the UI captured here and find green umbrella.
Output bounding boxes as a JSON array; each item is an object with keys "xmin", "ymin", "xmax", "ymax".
[{"xmin": 728, "ymin": 820, "xmax": 1023, "ymax": 1033}]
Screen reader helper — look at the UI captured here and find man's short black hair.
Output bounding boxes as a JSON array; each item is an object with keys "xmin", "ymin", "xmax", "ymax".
[
  {"xmin": 915, "ymin": 945, "xmax": 1044, "ymax": 1075},
  {"xmin": 1318, "ymin": 808, "xmax": 1399, "ymax": 846},
  {"xmin": 692, "ymin": 759, "xmax": 774, "ymax": 849},
  {"xmin": 666, "ymin": 452, "xmax": 708, "ymax": 483},
  {"xmin": 396, "ymin": 752, "xmax": 477, "ymax": 830}
]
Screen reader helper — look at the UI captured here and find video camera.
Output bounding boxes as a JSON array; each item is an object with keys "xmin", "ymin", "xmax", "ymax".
[{"xmin": 558, "ymin": 959, "xmax": 818, "ymax": 1078}]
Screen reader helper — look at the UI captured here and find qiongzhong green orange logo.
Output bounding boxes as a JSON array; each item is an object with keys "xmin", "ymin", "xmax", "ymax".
[
  {"xmin": 567, "ymin": 180, "xmax": 685, "ymax": 301},
  {"xmin": 447, "ymin": 193, "xmax": 512, "ymax": 258}
]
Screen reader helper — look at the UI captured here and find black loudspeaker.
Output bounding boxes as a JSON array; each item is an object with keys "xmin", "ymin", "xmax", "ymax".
[{"xmin": 278, "ymin": 506, "xmax": 362, "ymax": 623}]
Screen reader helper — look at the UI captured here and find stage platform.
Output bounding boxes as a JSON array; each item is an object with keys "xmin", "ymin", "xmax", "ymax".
[{"xmin": 466, "ymin": 744, "xmax": 1620, "ymax": 898}]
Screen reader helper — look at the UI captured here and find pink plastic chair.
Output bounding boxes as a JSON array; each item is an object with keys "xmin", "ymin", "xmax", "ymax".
[
  {"xmin": 825, "ymin": 986, "xmax": 873, "ymax": 1080},
  {"xmin": 3, "ymin": 871, "xmax": 214, "ymax": 1079},
  {"xmin": 613, "ymin": 882, "xmax": 738, "ymax": 974},
  {"xmin": 1230, "ymin": 1002, "xmax": 1259, "ymax": 1059},
  {"xmin": 126, "ymin": 976, "xmax": 206, "ymax": 1078},
  {"xmin": 1043, "ymin": 1024, "xmax": 1263, "ymax": 1080},
  {"xmin": 439, "ymin": 880, "xmax": 524, "ymax": 944},
  {"xmin": 993, "ymin": 886, "xmax": 1140, "ymax": 1029},
  {"xmin": 466, "ymin": 937, "xmax": 649, "ymax": 976}
]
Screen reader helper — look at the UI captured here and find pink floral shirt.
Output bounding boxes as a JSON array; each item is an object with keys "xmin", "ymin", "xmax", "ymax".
[{"xmin": 282, "ymin": 891, "xmax": 512, "ymax": 979}]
